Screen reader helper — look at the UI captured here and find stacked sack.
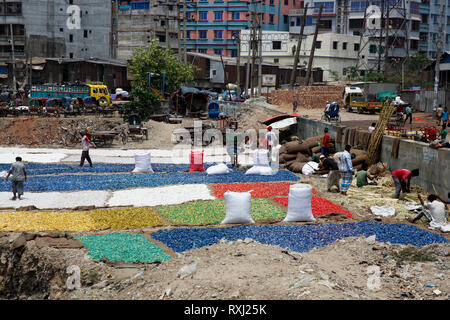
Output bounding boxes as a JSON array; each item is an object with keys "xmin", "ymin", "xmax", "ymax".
[{"xmin": 278, "ymin": 135, "xmax": 336, "ymax": 173}]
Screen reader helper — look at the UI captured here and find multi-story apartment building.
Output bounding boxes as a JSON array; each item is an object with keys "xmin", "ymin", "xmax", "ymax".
[
  {"xmin": 240, "ymin": 30, "xmax": 368, "ymax": 81},
  {"xmin": 117, "ymin": 0, "xmax": 180, "ymax": 61},
  {"xmin": 183, "ymin": 0, "xmax": 301, "ymax": 57},
  {"xmin": 289, "ymin": 0, "xmax": 422, "ymax": 72},
  {"xmin": 419, "ymin": 0, "xmax": 450, "ymax": 59}
]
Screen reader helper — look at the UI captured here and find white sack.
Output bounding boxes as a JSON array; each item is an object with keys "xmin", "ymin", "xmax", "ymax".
[
  {"xmin": 132, "ymin": 152, "xmax": 154, "ymax": 173},
  {"xmin": 301, "ymin": 161, "xmax": 319, "ymax": 175},
  {"xmin": 370, "ymin": 205, "xmax": 396, "ymax": 217},
  {"xmin": 222, "ymin": 191, "xmax": 254, "ymax": 224},
  {"xmin": 283, "ymin": 184, "xmax": 315, "ymax": 222},
  {"xmin": 245, "ymin": 166, "xmax": 273, "ymax": 175},
  {"xmin": 206, "ymin": 163, "xmax": 230, "ymax": 175},
  {"xmin": 253, "ymin": 149, "xmax": 269, "ymax": 167}
]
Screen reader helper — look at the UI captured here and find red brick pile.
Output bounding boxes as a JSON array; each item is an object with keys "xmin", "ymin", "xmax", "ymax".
[{"xmin": 269, "ymin": 85, "xmax": 346, "ymax": 109}]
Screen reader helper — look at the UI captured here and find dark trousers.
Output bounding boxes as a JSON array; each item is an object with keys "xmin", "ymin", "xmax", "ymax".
[
  {"xmin": 404, "ymin": 113, "xmax": 412, "ymax": 124},
  {"xmin": 80, "ymin": 150, "xmax": 93, "ymax": 167}
]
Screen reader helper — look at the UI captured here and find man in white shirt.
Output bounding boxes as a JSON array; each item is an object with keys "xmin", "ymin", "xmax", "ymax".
[
  {"xmin": 408, "ymin": 193, "xmax": 448, "ymax": 229},
  {"xmin": 266, "ymin": 126, "xmax": 277, "ymax": 163},
  {"xmin": 80, "ymin": 132, "xmax": 96, "ymax": 167},
  {"xmin": 368, "ymin": 122, "xmax": 376, "ymax": 133}
]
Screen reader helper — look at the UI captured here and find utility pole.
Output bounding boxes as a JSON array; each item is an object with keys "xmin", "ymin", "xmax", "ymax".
[
  {"xmin": 165, "ymin": 6, "xmax": 170, "ymax": 49},
  {"xmin": 245, "ymin": 22, "xmax": 253, "ymax": 99},
  {"xmin": 305, "ymin": 4, "xmax": 323, "ymax": 86},
  {"xmin": 9, "ymin": 24, "xmax": 16, "ymax": 92},
  {"xmin": 233, "ymin": 31, "xmax": 241, "ymax": 97},
  {"xmin": 257, "ymin": 3, "xmax": 262, "ymax": 97},
  {"xmin": 183, "ymin": 0, "xmax": 187, "ymax": 63},
  {"xmin": 290, "ymin": 3, "xmax": 309, "ymax": 89},
  {"xmin": 383, "ymin": 6, "xmax": 390, "ymax": 77},
  {"xmin": 250, "ymin": 11, "xmax": 257, "ymax": 98},
  {"xmin": 433, "ymin": 0, "xmax": 445, "ymax": 111},
  {"xmin": 177, "ymin": 0, "xmax": 181, "ymax": 60},
  {"xmin": 377, "ymin": 0, "xmax": 384, "ymax": 73}
]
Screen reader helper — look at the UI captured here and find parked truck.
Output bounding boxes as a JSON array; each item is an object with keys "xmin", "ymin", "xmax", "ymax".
[{"xmin": 343, "ymin": 86, "xmax": 383, "ymax": 114}]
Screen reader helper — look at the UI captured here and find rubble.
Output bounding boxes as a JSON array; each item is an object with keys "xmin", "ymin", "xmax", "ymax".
[{"xmin": 269, "ymin": 85, "xmax": 346, "ymax": 109}]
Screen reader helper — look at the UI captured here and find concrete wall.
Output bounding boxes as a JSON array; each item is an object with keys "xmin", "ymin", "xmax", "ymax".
[
  {"xmin": 380, "ymin": 136, "xmax": 450, "ymax": 200},
  {"xmin": 295, "ymin": 117, "xmax": 450, "ymax": 200}
]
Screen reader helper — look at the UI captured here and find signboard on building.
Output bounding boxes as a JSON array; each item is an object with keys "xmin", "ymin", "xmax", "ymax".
[{"xmin": 262, "ymin": 74, "xmax": 276, "ymax": 86}]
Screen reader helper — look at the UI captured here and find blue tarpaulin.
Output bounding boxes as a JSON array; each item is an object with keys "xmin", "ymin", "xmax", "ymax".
[{"xmin": 180, "ymin": 86, "xmax": 200, "ymax": 95}]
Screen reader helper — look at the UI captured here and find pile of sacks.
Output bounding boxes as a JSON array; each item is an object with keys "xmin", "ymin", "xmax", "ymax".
[
  {"xmin": 279, "ymin": 135, "xmax": 368, "ymax": 173},
  {"xmin": 278, "ymin": 135, "xmax": 336, "ymax": 173}
]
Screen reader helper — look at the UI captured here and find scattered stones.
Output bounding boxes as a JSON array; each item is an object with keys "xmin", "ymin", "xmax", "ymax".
[
  {"xmin": 10, "ymin": 234, "xmax": 26, "ymax": 250},
  {"xmin": 178, "ymin": 263, "xmax": 197, "ymax": 279}
]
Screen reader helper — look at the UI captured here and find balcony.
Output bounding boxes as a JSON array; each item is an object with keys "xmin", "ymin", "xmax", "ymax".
[
  {"xmin": 420, "ymin": 23, "xmax": 429, "ymax": 32},
  {"xmin": 289, "ymin": 9, "xmax": 305, "ymax": 16}
]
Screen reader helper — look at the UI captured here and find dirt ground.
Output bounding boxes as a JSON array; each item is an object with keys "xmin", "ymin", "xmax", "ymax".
[{"xmin": 0, "ymin": 230, "xmax": 448, "ymax": 300}]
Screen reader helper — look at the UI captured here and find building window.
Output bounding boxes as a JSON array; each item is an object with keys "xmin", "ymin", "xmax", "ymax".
[
  {"xmin": 70, "ymin": 53, "xmax": 74, "ymax": 58},
  {"xmin": 231, "ymin": 49, "xmax": 238, "ymax": 57},
  {"xmin": 272, "ymin": 41, "xmax": 282, "ymax": 50},
  {"xmin": 214, "ymin": 30, "xmax": 223, "ymax": 39},
  {"xmin": 296, "ymin": 17, "xmax": 301, "ymax": 26},
  {"xmin": 186, "ymin": 31, "xmax": 190, "ymax": 39},
  {"xmin": 410, "ymin": 2, "xmax": 420, "ymax": 15},
  {"xmin": 233, "ymin": 12, "xmax": 240, "ymax": 20},
  {"xmin": 60, "ymin": 28, "xmax": 64, "ymax": 32},
  {"xmin": 314, "ymin": 2, "xmax": 334, "ymax": 14},
  {"xmin": 349, "ymin": 19, "xmax": 364, "ymax": 29},
  {"xmin": 284, "ymin": 15, "xmax": 288, "ymax": 24},
  {"xmin": 350, "ymin": 1, "xmax": 366, "ymax": 12},
  {"xmin": 199, "ymin": 49, "xmax": 207, "ymax": 53},
  {"xmin": 284, "ymin": 0, "xmax": 288, "ymax": 5},
  {"xmin": 214, "ymin": 49, "xmax": 222, "ymax": 55},
  {"xmin": 343, "ymin": 42, "xmax": 347, "ymax": 50},
  {"xmin": 269, "ymin": 14, "xmax": 274, "ymax": 24},
  {"xmin": 158, "ymin": 35, "xmax": 166, "ymax": 43},
  {"xmin": 342, "ymin": 68, "xmax": 346, "ymax": 75},
  {"xmin": 354, "ymin": 43, "xmax": 360, "ymax": 51},
  {"xmin": 199, "ymin": 31, "xmax": 207, "ymax": 39},
  {"xmin": 333, "ymin": 41, "xmax": 338, "ymax": 50},
  {"xmin": 369, "ymin": 44, "xmax": 377, "ymax": 53},
  {"xmin": 410, "ymin": 40, "xmax": 419, "ymax": 50},
  {"xmin": 306, "ymin": 17, "xmax": 313, "ymax": 25},
  {"xmin": 69, "ymin": 34, "xmax": 73, "ymax": 42},
  {"xmin": 315, "ymin": 41, "xmax": 321, "ymax": 49},
  {"xmin": 84, "ymin": 30, "xmax": 88, "ymax": 38},
  {"xmin": 319, "ymin": 20, "xmax": 332, "ymax": 29},
  {"xmin": 421, "ymin": 14, "xmax": 428, "ymax": 24},
  {"xmin": 214, "ymin": 11, "xmax": 223, "ymax": 20},
  {"xmin": 270, "ymin": 0, "xmax": 274, "ymax": 4},
  {"xmin": 200, "ymin": 11, "xmax": 207, "ymax": 20},
  {"xmin": 274, "ymin": 58, "xmax": 279, "ymax": 63},
  {"xmin": 411, "ymin": 20, "xmax": 420, "ymax": 32}
]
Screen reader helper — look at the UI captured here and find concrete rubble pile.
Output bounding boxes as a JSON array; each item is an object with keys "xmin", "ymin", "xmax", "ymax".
[
  {"xmin": 269, "ymin": 85, "xmax": 346, "ymax": 109},
  {"xmin": 279, "ymin": 135, "xmax": 368, "ymax": 173}
]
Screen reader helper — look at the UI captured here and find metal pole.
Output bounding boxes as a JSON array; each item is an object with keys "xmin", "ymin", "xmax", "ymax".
[
  {"xmin": 305, "ymin": 4, "xmax": 323, "ymax": 86},
  {"xmin": 236, "ymin": 35, "xmax": 241, "ymax": 98},
  {"xmin": 377, "ymin": 0, "xmax": 384, "ymax": 73},
  {"xmin": 245, "ymin": 25, "xmax": 252, "ymax": 99},
  {"xmin": 257, "ymin": 7, "xmax": 262, "ymax": 97},
  {"xmin": 9, "ymin": 24, "xmax": 16, "ymax": 92},
  {"xmin": 165, "ymin": 6, "xmax": 170, "ymax": 48},
  {"xmin": 290, "ymin": 3, "xmax": 309, "ymax": 89},
  {"xmin": 383, "ymin": 5, "xmax": 390, "ymax": 77},
  {"xmin": 177, "ymin": 0, "xmax": 181, "ymax": 60},
  {"xmin": 183, "ymin": 0, "xmax": 187, "ymax": 63},
  {"xmin": 433, "ymin": 0, "xmax": 444, "ymax": 111}
]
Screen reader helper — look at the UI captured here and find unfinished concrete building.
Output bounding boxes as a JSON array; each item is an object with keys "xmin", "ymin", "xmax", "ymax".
[
  {"xmin": 117, "ymin": 0, "xmax": 180, "ymax": 61},
  {"xmin": 0, "ymin": 0, "xmax": 113, "ymax": 87}
]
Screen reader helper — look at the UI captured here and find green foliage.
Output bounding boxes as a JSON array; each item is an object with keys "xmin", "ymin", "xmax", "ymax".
[
  {"xmin": 366, "ymin": 72, "xmax": 386, "ymax": 82},
  {"xmin": 125, "ymin": 40, "xmax": 198, "ymax": 121},
  {"xmin": 343, "ymin": 66, "xmax": 361, "ymax": 81},
  {"xmin": 327, "ymin": 69, "xmax": 340, "ymax": 81},
  {"xmin": 384, "ymin": 53, "xmax": 433, "ymax": 89}
]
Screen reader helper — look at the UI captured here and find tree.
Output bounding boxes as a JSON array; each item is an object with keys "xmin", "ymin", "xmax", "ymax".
[
  {"xmin": 343, "ymin": 66, "xmax": 361, "ymax": 81},
  {"xmin": 366, "ymin": 72, "xmax": 386, "ymax": 82},
  {"xmin": 123, "ymin": 40, "xmax": 198, "ymax": 121},
  {"xmin": 327, "ymin": 69, "xmax": 340, "ymax": 81}
]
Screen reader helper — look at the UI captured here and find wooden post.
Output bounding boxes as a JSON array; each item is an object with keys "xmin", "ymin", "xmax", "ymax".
[
  {"xmin": 290, "ymin": 3, "xmax": 309, "ymax": 89},
  {"xmin": 305, "ymin": 4, "xmax": 322, "ymax": 86}
]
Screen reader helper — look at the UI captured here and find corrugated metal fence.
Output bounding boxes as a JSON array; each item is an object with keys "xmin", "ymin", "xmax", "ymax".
[{"xmin": 402, "ymin": 90, "xmax": 446, "ymax": 113}]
